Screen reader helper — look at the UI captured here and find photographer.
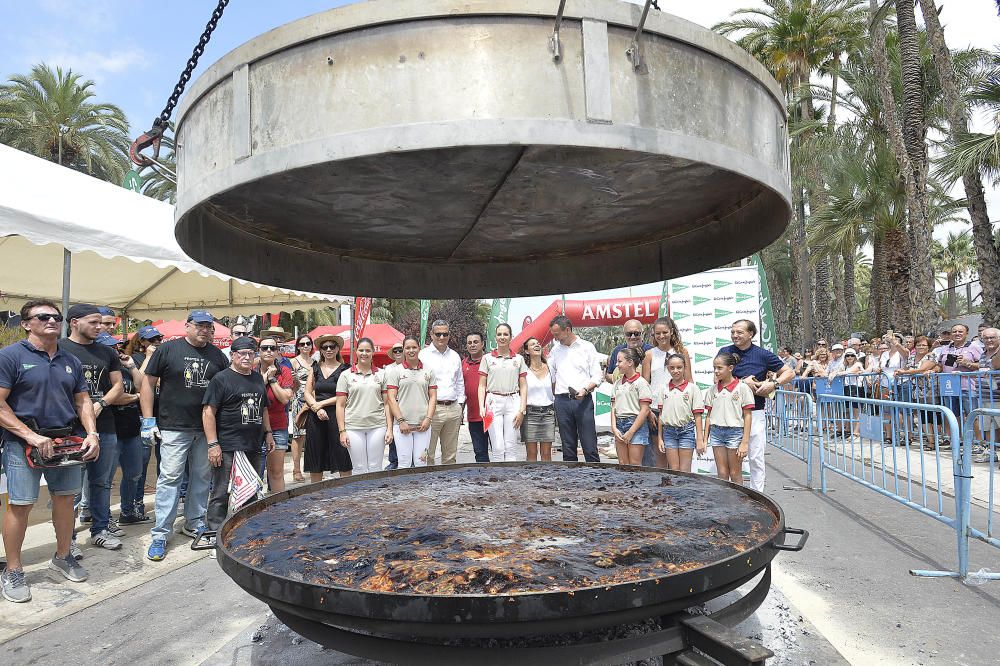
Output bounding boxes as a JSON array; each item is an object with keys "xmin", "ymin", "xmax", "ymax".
[{"xmin": 0, "ymin": 300, "xmax": 99, "ymax": 603}]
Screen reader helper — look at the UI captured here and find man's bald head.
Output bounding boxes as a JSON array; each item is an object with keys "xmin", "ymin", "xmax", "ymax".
[{"xmin": 623, "ymin": 319, "xmax": 644, "ymax": 348}]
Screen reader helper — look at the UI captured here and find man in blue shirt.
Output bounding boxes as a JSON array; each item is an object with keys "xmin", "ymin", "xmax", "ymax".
[
  {"xmin": 605, "ymin": 320, "xmax": 653, "ymax": 383},
  {"xmin": 0, "ymin": 299, "xmax": 100, "ymax": 603},
  {"xmin": 717, "ymin": 319, "xmax": 794, "ymax": 493}
]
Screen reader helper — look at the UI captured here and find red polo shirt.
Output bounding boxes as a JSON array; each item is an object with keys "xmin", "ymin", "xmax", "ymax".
[{"xmin": 462, "ymin": 355, "xmax": 484, "ymax": 422}]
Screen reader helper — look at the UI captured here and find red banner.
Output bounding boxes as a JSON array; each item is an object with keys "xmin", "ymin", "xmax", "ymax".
[{"xmin": 354, "ymin": 297, "xmax": 372, "ymax": 344}]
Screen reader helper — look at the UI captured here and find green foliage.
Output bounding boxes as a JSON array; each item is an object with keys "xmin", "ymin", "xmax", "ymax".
[{"xmin": 0, "ymin": 63, "xmax": 130, "ymax": 183}]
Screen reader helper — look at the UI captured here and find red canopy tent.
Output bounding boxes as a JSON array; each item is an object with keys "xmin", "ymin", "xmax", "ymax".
[
  {"xmin": 307, "ymin": 323, "xmax": 404, "ymax": 369},
  {"xmin": 146, "ymin": 319, "xmax": 233, "ymax": 347}
]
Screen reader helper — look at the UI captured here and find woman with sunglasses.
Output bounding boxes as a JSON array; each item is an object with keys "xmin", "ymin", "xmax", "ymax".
[
  {"xmin": 288, "ymin": 334, "xmax": 315, "ymax": 482},
  {"xmin": 303, "ymin": 334, "xmax": 352, "ymax": 481},
  {"xmin": 385, "ymin": 336, "xmax": 437, "ymax": 467},
  {"xmin": 259, "ymin": 336, "xmax": 295, "ymax": 492},
  {"xmin": 337, "ymin": 338, "xmax": 393, "ymax": 474}
]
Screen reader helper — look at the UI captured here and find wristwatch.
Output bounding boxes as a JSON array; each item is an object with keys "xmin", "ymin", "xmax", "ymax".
[
  {"xmin": 97, "ymin": 398, "xmax": 108, "ymax": 408},
  {"xmin": 208, "ymin": 441, "xmax": 220, "ymax": 449},
  {"xmin": 87, "ymin": 432, "xmax": 100, "ymax": 438}
]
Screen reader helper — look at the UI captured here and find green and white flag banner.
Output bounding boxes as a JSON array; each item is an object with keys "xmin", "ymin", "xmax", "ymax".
[
  {"xmin": 419, "ymin": 300, "xmax": 431, "ymax": 345},
  {"xmin": 486, "ymin": 298, "xmax": 511, "ymax": 351}
]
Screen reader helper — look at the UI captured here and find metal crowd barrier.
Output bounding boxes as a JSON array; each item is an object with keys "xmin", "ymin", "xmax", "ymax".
[{"xmin": 767, "ymin": 384, "xmax": 1000, "ymax": 583}]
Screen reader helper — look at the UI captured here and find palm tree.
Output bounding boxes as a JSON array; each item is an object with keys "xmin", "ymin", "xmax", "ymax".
[
  {"xmin": 0, "ymin": 63, "xmax": 130, "ymax": 183},
  {"xmin": 932, "ymin": 230, "xmax": 976, "ymax": 319}
]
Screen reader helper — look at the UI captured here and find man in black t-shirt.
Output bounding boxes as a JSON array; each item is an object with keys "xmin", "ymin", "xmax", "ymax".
[
  {"xmin": 141, "ymin": 310, "xmax": 229, "ymax": 561},
  {"xmin": 59, "ymin": 304, "xmax": 124, "ymax": 551},
  {"xmin": 202, "ymin": 336, "xmax": 275, "ymax": 541}
]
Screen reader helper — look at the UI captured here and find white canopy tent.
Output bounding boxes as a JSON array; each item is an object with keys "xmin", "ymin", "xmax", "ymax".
[{"xmin": 0, "ymin": 143, "xmax": 348, "ymax": 321}]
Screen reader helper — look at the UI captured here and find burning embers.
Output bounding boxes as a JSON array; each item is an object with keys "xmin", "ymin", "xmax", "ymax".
[{"xmin": 223, "ymin": 466, "xmax": 779, "ymax": 596}]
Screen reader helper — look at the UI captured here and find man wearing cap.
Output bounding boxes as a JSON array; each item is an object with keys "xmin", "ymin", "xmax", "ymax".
[
  {"xmin": 59, "ymin": 304, "xmax": 125, "ymax": 551},
  {"xmin": 98, "ymin": 307, "xmax": 117, "ymax": 335},
  {"xmin": 384, "ymin": 341, "xmax": 404, "ymax": 470},
  {"xmin": 202, "ymin": 336, "xmax": 274, "ymax": 549},
  {"xmin": 827, "ymin": 343, "xmax": 846, "ymax": 376},
  {"xmin": 141, "ymin": 310, "xmax": 229, "ymax": 561},
  {"xmin": 0, "ymin": 300, "xmax": 99, "ymax": 603}
]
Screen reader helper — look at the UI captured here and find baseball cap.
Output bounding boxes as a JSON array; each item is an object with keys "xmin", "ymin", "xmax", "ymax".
[
  {"xmin": 187, "ymin": 310, "xmax": 214, "ymax": 324},
  {"xmin": 831, "ymin": 344, "xmax": 844, "ymax": 351},
  {"xmin": 230, "ymin": 336, "xmax": 258, "ymax": 352},
  {"xmin": 138, "ymin": 325, "xmax": 162, "ymax": 340},
  {"xmin": 97, "ymin": 306, "xmax": 115, "ymax": 317},
  {"xmin": 390, "ymin": 341, "xmax": 403, "ymax": 351},
  {"xmin": 96, "ymin": 332, "xmax": 121, "ymax": 346},
  {"xmin": 67, "ymin": 303, "xmax": 100, "ymax": 320},
  {"xmin": 844, "ymin": 349, "xmax": 857, "ymax": 357}
]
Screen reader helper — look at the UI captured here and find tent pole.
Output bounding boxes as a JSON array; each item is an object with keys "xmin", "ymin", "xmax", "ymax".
[
  {"xmin": 350, "ymin": 299, "xmax": 356, "ymax": 365},
  {"xmin": 60, "ymin": 248, "xmax": 71, "ymax": 337}
]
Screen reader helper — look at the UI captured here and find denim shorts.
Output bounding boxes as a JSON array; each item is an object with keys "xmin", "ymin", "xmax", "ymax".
[
  {"xmin": 709, "ymin": 425, "xmax": 744, "ymax": 450},
  {"xmin": 616, "ymin": 416, "xmax": 650, "ymax": 446},
  {"xmin": 271, "ymin": 428, "xmax": 289, "ymax": 451},
  {"xmin": 1, "ymin": 438, "xmax": 84, "ymax": 505},
  {"xmin": 662, "ymin": 422, "xmax": 697, "ymax": 449}
]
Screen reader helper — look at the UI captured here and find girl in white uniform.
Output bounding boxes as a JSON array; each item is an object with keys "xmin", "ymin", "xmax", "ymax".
[
  {"xmin": 642, "ymin": 317, "xmax": 692, "ymax": 467},
  {"xmin": 385, "ymin": 336, "xmax": 437, "ymax": 468},
  {"xmin": 336, "ymin": 338, "xmax": 393, "ymax": 474},
  {"xmin": 478, "ymin": 323, "xmax": 528, "ymax": 462},
  {"xmin": 611, "ymin": 347, "xmax": 654, "ymax": 466}
]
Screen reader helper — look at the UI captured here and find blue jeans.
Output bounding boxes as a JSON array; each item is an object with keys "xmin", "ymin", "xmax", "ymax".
[
  {"xmin": 386, "ymin": 440, "xmax": 398, "ymax": 468},
  {"xmin": 85, "ymin": 431, "xmax": 120, "ymax": 536},
  {"xmin": 662, "ymin": 422, "xmax": 697, "ymax": 449},
  {"xmin": 642, "ymin": 410, "xmax": 660, "ymax": 467},
  {"xmin": 150, "ymin": 430, "xmax": 211, "ymax": 541},
  {"xmin": 118, "ymin": 435, "xmax": 144, "ymax": 517},
  {"xmin": 135, "ymin": 439, "xmax": 160, "ymax": 514},
  {"xmin": 554, "ymin": 394, "xmax": 600, "ymax": 462},
  {"xmin": 468, "ymin": 421, "xmax": 491, "ymax": 462}
]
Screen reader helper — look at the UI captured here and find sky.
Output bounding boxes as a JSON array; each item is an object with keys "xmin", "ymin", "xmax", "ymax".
[{"xmin": 2, "ymin": 0, "xmax": 998, "ymax": 330}]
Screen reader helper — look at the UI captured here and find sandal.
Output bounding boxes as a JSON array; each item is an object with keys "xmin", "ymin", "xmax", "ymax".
[{"xmin": 293, "ymin": 473, "xmax": 305, "ymax": 483}]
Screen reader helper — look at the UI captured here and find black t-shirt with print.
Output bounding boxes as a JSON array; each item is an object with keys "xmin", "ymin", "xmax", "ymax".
[
  {"xmin": 144, "ymin": 338, "xmax": 229, "ymax": 431},
  {"xmin": 113, "ymin": 360, "xmax": 142, "ymax": 438},
  {"xmin": 202, "ymin": 368, "xmax": 269, "ymax": 452},
  {"xmin": 58, "ymin": 338, "xmax": 122, "ymax": 433}
]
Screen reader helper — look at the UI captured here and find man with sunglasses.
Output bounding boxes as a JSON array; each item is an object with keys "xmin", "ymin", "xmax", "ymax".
[
  {"xmin": 419, "ymin": 320, "xmax": 465, "ymax": 465},
  {"xmin": 141, "ymin": 310, "xmax": 229, "ymax": 561},
  {"xmin": 0, "ymin": 300, "xmax": 99, "ymax": 602},
  {"xmin": 384, "ymin": 341, "xmax": 405, "ymax": 470},
  {"xmin": 605, "ymin": 320, "xmax": 652, "ymax": 383}
]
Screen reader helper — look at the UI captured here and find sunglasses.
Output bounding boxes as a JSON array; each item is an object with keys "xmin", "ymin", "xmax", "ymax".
[
  {"xmin": 148, "ymin": 336, "xmax": 164, "ymax": 342},
  {"xmin": 433, "ymin": 332, "xmax": 450, "ymax": 338},
  {"xmin": 625, "ymin": 331, "xmax": 642, "ymax": 338},
  {"xmin": 29, "ymin": 313, "xmax": 64, "ymax": 322},
  {"xmin": 321, "ymin": 344, "xmax": 339, "ymax": 351},
  {"xmin": 298, "ymin": 341, "xmax": 313, "ymax": 347},
  {"xmin": 233, "ymin": 331, "xmax": 249, "ymax": 337},
  {"xmin": 259, "ymin": 345, "xmax": 277, "ymax": 351},
  {"xmin": 391, "ymin": 349, "xmax": 403, "ymax": 354}
]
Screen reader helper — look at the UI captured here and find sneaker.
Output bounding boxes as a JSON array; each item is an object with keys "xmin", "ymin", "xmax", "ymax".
[
  {"xmin": 48, "ymin": 553, "xmax": 88, "ymax": 582},
  {"xmin": 179, "ymin": 525, "xmax": 200, "ymax": 539},
  {"xmin": 119, "ymin": 512, "xmax": 152, "ymax": 525},
  {"xmin": 106, "ymin": 517, "xmax": 126, "ymax": 537},
  {"xmin": 90, "ymin": 530, "xmax": 123, "ymax": 550},
  {"xmin": 147, "ymin": 538, "xmax": 167, "ymax": 561},
  {"xmin": 69, "ymin": 541, "xmax": 84, "ymax": 561},
  {"xmin": 79, "ymin": 510, "xmax": 93, "ymax": 524},
  {"xmin": 1, "ymin": 568, "xmax": 31, "ymax": 603}
]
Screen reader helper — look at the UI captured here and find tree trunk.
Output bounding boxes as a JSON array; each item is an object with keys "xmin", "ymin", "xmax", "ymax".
[
  {"xmin": 894, "ymin": 0, "xmax": 937, "ymax": 333},
  {"xmin": 946, "ymin": 273, "xmax": 957, "ymax": 320},
  {"xmin": 828, "ymin": 53, "xmax": 841, "ymax": 133},
  {"xmin": 870, "ymin": 234, "xmax": 888, "ymax": 334},
  {"xmin": 831, "ymin": 254, "xmax": 848, "ymax": 337},
  {"xmin": 884, "ymin": 225, "xmax": 912, "ymax": 330},
  {"xmin": 791, "ymin": 180, "xmax": 812, "ymax": 346},
  {"xmin": 842, "ymin": 245, "xmax": 856, "ymax": 332},
  {"xmin": 919, "ymin": 0, "xmax": 1000, "ymax": 327},
  {"xmin": 814, "ymin": 255, "xmax": 833, "ymax": 341}
]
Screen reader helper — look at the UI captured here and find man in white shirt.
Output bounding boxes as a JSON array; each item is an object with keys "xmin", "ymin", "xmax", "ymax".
[
  {"xmin": 418, "ymin": 320, "xmax": 465, "ymax": 465},
  {"xmin": 827, "ymin": 344, "xmax": 846, "ymax": 375},
  {"xmin": 548, "ymin": 315, "xmax": 604, "ymax": 462}
]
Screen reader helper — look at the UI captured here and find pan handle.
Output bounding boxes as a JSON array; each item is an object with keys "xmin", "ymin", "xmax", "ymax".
[{"xmin": 772, "ymin": 527, "xmax": 809, "ymax": 551}]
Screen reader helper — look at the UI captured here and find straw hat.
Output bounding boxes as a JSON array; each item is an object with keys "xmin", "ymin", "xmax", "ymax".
[
  {"xmin": 313, "ymin": 333, "xmax": 346, "ymax": 350},
  {"xmin": 260, "ymin": 325, "xmax": 291, "ymax": 341}
]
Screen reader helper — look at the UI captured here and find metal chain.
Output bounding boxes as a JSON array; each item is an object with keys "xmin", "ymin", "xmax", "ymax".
[{"xmin": 155, "ymin": 0, "xmax": 231, "ymax": 128}]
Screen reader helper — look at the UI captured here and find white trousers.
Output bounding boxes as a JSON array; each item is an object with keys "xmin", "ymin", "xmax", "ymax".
[
  {"xmin": 486, "ymin": 393, "xmax": 521, "ymax": 462},
  {"xmin": 748, "ymin": 410, "xmax": 767, "ymax": 492},
  {"xmin": 392, "ymin": 425, "xmax": 431, "ymax": 468},
  {"xmin": 347, "ymin": 427, "xmax": 387, "ymax": 475}
]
